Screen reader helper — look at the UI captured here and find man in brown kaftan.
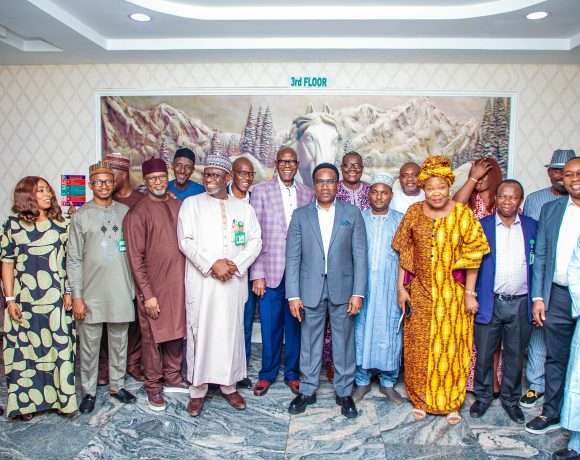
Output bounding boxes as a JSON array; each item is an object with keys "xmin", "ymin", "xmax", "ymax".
[{"xmin": 124, "ymin": 157, "xmax": 187, "ymax": 412}]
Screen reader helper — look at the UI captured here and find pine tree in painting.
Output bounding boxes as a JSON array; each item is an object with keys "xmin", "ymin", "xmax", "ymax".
[
  {"xmin": 226, "ymin": 134, "xmax": 237, "ymax": 157},
  {"xmin": 240, "ymin": 105, "xmax": 256, "ymax": 155},
  {"xmin": 254, "ymin": 106, "xmax": 264, "ymax": 159},
  {"xmin": 159, "ymin": 136, "xmax": 171, "ymax": 168},
  {"xmin": 494, "ymin": 97, "xmax": 510, "ymax": 176},
  {"xmin": 260, "ymin": 106, "xmax": 274, "ymax": 166},
  {"xmin": 210, "ymin": 131, "xmax": 225, "ymax": 156}
]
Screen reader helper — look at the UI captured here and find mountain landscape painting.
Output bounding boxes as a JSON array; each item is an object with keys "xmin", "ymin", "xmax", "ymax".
[{"xmin": 100, "ymin": 93, "xmax": 513, "ymax": 187}]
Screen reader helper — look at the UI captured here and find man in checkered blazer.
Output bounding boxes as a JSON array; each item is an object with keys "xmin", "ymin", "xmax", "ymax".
[{"xmin": 250, "ymin": 147, "xmax": 313, "ymax": 397}]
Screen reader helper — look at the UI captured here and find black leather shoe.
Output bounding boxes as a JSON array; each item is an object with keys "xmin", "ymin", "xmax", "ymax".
[
  {"xmin": 79, "ymin": 395, "xmax": 96, "ymax": 414},
  {"xmin": 552, "ymin": 448, "xmax": 580, "ymax": 460},
  {"xmin": 236, "ymin": 377, "xmax": 253, "ymax": 389},
  {"xmin": 335, "ymin": 395, "xmax": 358, "ymax": 419},
  {"xmin": 502, "ymin": 403, "xmax": 525, "ymax": 424},
  {"xmin": 288, "ymin": 393, "xmax": 316, "ymax": 415},
  {"xmin": 110, "ymin": 388, "xmax": 137, "ymax": 404},
  {"xmin": 469, "ymin": 400, "xmax": 490, "ymax": 418}
]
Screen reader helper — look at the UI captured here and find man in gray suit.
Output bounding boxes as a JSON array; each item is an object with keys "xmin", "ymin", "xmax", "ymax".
[
  {"xmin": 526, "ymin": 156, "xmax": 580, "ymax": 435},
  {"xmin": 285, "ymin": 162, "xmax": 368, "ymax": 418}
]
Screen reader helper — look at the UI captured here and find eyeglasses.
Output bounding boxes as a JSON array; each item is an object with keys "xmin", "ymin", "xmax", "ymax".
[
  {"xmin": 203, "ymin": 172, "xmax": 226, "ymax": 181},
  {"xmin": 314, "ymin": 179, "xmax": 338, "ymax": 186},
  {"xmin": 277, "ymin": 160, "xmax": 298, "ymax": 167},
  {"xmin": 234, "ymin": 171, "xmax": 256, "ymax": 179},
  {"xmin": 91, "ymin": 179, "xmax": 114, "ymax": 187},
  {"xmin": 144, "ymin": 175, "xmax": 168, "ymax": 184}
]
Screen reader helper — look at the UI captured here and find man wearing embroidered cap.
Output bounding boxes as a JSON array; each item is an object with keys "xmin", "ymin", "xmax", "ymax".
[
  {"xmin": 353, "ymin": 173, "xmax": 405, "ymax": 404},
  {"xmin": 96, "ymin": 152, "xmax": 144, "ymax": 386},
  {"xmin": 67, "ymin": 160, "xmax": 137, "ymax": 414},
  {"xmin": 178, "ymin": 154, "xmax": 262, "ymax": 416},
  {"xmin": 123, "ymin": 157, "xmax": 188, "ymax": 411}
]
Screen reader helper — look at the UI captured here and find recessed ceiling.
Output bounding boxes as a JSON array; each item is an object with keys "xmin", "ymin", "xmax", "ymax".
[{"xmin": 0, "ymin": 0, "xmax": 579, "ymax": 64}]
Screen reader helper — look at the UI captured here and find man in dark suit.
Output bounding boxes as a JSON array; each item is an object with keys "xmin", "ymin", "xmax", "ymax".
[
  {"xmin": 285, "ymin": 163, "xmax": 368, "ymax": 418},
  {"xmin": 526, "ymin": 157, "xmax": 580, "ymax": 435},
  {"xmin": 470, "ymin": 180, "xmax": 537, "ymax": 424}
]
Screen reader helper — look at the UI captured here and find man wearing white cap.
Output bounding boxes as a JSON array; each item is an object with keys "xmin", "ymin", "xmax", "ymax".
[
  {"xmin": 352, "ymin": 173, "xmax": 405, "ymax": 403},
  {"xmin": 177, "ymin": 154, "xmax": 262, "ymax": 417}
]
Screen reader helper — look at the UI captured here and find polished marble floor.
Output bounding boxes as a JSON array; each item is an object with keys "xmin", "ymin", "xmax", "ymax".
[{"xmin": 0, "ymin": 345, "xmax": 570, "ymax": 460}]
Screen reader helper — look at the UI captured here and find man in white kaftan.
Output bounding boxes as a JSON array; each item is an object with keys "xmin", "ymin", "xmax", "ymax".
[{"xmin": 177, "ymin": 154, "xmax": 262, "ymax": 416}]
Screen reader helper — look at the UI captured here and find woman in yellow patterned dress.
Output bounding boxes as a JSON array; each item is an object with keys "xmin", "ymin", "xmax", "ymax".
[
  {"xmin": 1, "ymin": 177, "xmax": 77, "ymax": 420},
  {"xmin": 392, "ymin": 156, "xmax": 489, "ymax": 425}
]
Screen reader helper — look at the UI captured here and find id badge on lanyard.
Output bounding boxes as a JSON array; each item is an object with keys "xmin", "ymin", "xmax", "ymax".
[{"xmin": 232, "ymin": 219, "xmax": 246, "ymax": 247}]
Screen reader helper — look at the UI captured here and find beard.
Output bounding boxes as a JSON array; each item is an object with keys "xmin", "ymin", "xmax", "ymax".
[
  {"xmin": 150, "ymin": 188, "xmax": 167, "ymax": 198},
  {"xmin": 553, "ymin": 182, "xmax": 567, "ymax": 193}
]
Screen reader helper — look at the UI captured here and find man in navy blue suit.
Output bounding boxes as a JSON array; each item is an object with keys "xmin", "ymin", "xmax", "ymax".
[
  {"xmin": 470, "ymin": 180, "xmax": 537, "ymax": 424},
  {"xmin": 526, "ymin": 157, "xmax": 580, "ymax": 435}
]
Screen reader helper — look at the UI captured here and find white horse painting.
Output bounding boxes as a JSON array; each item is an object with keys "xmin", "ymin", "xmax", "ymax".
[{"xmin": 288, "ymin": 105, "xmax": 342, "ymax": 187}]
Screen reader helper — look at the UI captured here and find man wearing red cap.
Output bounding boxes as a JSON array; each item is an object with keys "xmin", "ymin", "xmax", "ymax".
[{"xmin": 124, "ymin": 157, "xmax": 188, "ymax": 411}]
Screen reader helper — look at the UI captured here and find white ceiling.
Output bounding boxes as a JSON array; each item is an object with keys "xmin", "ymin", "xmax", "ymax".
[{"xmin": 0, "ymin": 0, "xmax": 579, "ymax": 64}]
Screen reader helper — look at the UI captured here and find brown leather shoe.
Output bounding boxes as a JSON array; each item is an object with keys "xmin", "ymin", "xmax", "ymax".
[
  {"xmin": 326, "ymin": 365, "xmax": 335, "ymax": 384},
  {"xmin": 285, "ymin": 379, "xmax": 300, "ymax": 395},
  {"xmin": 253, "ymin": 379, "xmax": 271, "ymax": 396},
  {"xmin": 221, "ymin": 391, "xmax": 246, "ymax": 410},
  {"xmin": 186, "ymin": 398, "xmax": 204, "ymax": 417}
]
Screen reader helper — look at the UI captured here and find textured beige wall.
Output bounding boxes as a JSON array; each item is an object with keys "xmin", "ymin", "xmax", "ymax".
[{"xmin": 1, "ymin": 62, "xmax": 579, "ymax": 218}]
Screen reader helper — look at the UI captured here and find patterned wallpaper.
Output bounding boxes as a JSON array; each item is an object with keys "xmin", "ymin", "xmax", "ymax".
[{"xmin": 0, "ymin": 62, "xmax": 579, "ymax": 219}]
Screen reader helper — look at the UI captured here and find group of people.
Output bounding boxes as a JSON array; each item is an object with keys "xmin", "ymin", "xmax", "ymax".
[{"xmin": 1, "ymin": 144, "xmax": 579, "ymax": 459}]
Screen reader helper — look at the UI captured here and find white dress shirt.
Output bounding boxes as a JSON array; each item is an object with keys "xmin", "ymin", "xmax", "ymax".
[
  {"xmin": 494, "ymin": 214, "xmax": 528, "ymax": 295},
  {"xmin": 316, "ymin": 200, "xmax": 336, "ymax": 274},
  {"xmin": 390, "ymin": 181, "xmax": 424, "ymax": 214},
  {"xmin": 554, "ymin": 197, "xmax": 580, "ymax": 286},
  {"xmin": 278, "ymin": 176, "xmax": 298, "ymax": 229}
]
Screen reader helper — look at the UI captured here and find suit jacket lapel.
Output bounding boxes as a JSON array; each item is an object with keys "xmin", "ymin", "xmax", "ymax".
[
  {"xmin": 308, "ymin": 203, "xmax": 324, "ymax": 253},
  {"xmin": 551, "ymin": 199, "xmax": 567, "ymax": 246},
  {"xmin": 269, "ymin": 179, "xmax": 286, "ymax": 228},
  {"xmin": 328, "ymin": 201, "xmax": 341, "ymax": 251},
  {"xmin": 488, "ymin": 218, "xmax": 497, "ymax": 281}
]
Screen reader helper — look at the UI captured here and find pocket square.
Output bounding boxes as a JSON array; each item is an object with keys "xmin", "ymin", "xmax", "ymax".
[{"xmin": 340, "ymin": 219, "xmax": 352, "ymax": 226}]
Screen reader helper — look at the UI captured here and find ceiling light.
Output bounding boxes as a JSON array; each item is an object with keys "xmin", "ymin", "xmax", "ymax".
[
  {"xmin": 526, "ymin": 11, "xmax": 549, "ymax": 20},
  {"xmin": 129, "ymin": 12, "xmax": 151, "ymax": 22}
]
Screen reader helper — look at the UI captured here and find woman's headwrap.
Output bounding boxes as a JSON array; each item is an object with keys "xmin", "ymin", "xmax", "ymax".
[{"xmin": 417, "ymin": 155, "xmax": 455, "ymax": 187}]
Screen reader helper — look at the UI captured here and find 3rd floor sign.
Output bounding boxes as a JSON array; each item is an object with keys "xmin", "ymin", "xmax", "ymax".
[{"xmin": 290, "ymin": 76, "xmax": 328, "ymax": 87}]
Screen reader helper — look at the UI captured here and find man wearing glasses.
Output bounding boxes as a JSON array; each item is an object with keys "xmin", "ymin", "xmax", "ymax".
[
  {"xmin": 178, "ymin": 155, "xmax": 262, "ymax": 417},
  {"xmin": 250, "ymin": 147, "xmax": 313, "ymax": 397},
  {"xmin": 67, "ymin": 160, "xmax": 137, "ymax": 414},
  {"xmin": 286, "ymin": 163, "xmax": 367, "ymax": 418},
  {"xmin": 228, "ymin": 157, "xmax": 257, "ymax": 389},
  {"xmin": 324, "ymin": 151, "xmax": 370, "ymax": 383},
  {"xmin": 123, "ymin": 157, "xmax": 188, "ymax": 411}
]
